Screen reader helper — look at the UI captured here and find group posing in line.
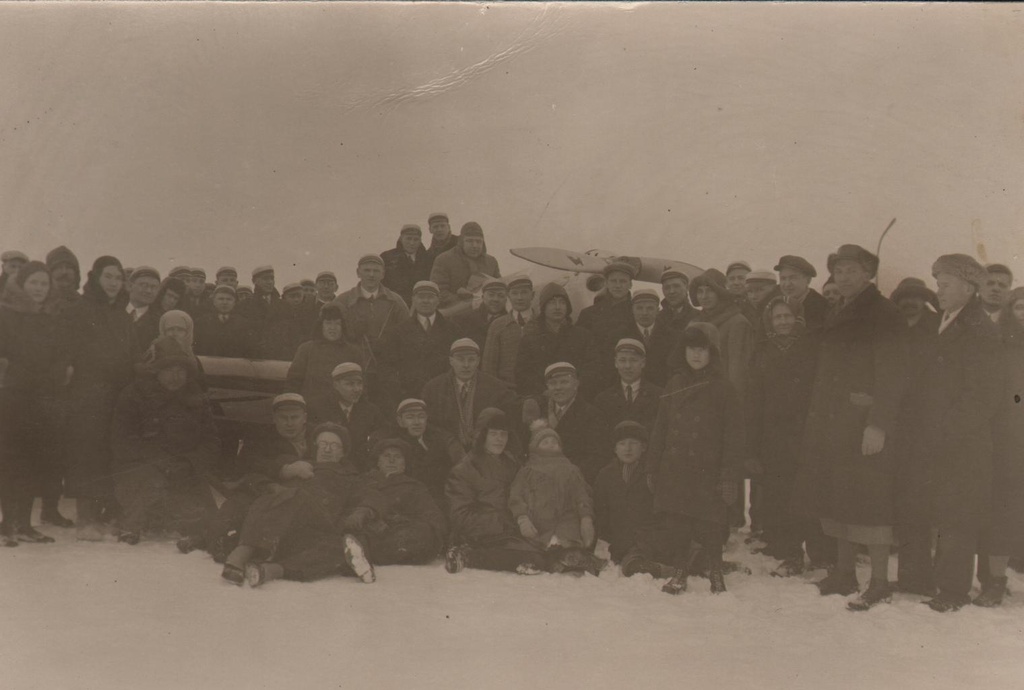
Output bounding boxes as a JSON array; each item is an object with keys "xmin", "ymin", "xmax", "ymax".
[{"xmin": 0, "ymin": 213, "xmax": 1021, "ymax": 613}]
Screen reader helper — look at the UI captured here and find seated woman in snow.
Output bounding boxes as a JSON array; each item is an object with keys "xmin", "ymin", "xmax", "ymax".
[
  {"xmin": 593, "ymin": 421, "xmax": 654, "ymax": 565},
  {"xmin": 109, "ymin": 335, "xmax": 220, "ymax": 544},
  {"xmin": 360, "ymin": 438, "xmax": 447, "ymax": 566},
  {"xmin": 221, "ymin": 422, "xmax": 385, "ymax": 587},
  {"xmin": 508, "ymin": 424, "xmax": 605, "ymax": 576},
  {"xmin": 444, "ymin": 408, "xmax": 552, "ymax": 575}
]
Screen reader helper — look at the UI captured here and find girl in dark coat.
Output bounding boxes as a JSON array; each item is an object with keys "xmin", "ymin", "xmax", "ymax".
[
  {"xmin": 643, "ymin": 322, "xmax": 745, "ymax": 594},
  {"xmin": 790, "ymin": 245, "xmax": 907, "ymax": 611},
  {"xmin": 64, "ymin": 255, "xmax": 136, "ymax": 540},
  {"xmin": 974, "ymin": 287, "xmax": 1024, "ymax": 607},
  {"xmin": 594, "ymin": 421, "xmax": 654, "ymax": 564},
  {"xmin": 746, "ymin": 298, "xmax": 834, "ymax": 575},
  {"xmin": 286, "ymin": 304, "xmax": 364, "ymax": 411},
  {"xmin": 109, "ymin": 336, "xmax": 219, "ymax": 543},
  {"xmin": 514, "ymin": 282, "xmax": 597, "ymax": 398},
  {"xmin": 0, "ymin": 262, "xmax": 69, "ymax": 544}
]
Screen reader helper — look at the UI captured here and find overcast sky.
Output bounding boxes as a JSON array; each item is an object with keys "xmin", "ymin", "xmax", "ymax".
[{"xmin": 1, "ymin": 2, "xmax": 1021, "ymax": 293}]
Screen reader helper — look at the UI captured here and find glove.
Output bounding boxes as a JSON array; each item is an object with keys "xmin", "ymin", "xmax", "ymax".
[
  {"xmin": 580, "ymin": 517, "xmax": 595, "ymax": 548},
  {"xmin": 517, "ymin": 515, "xmax": 538, "ymax": 539},
  {"xmin": 342, "ymin": 507, "xmax": 376, "ymax": 532},
  {"xmin": 719, "ymin": 480, "xmax": 738, "ymax": 507},
  {"xmin": 280, "ymin": 460, "xmax": 314, "ymax": 480}
]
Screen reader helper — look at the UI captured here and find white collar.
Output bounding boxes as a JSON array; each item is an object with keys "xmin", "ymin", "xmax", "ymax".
[
  {"xmin": 939, "ymin": 306, "xmax": 965, "ymax": 333},
  {"xmin": 622, "ymin": 379, "xmax": 641, "ymax": 394},
  {"xmin": 360, "ymin": 285, "xmax": 381, "ymax": 300},
  {"xmin": 418, "ymin": 313, "xmax": 435, "ymax": 327},
  {"xmin": 127, "ymin": 303, "xmax": 148, "ymax": 316}
]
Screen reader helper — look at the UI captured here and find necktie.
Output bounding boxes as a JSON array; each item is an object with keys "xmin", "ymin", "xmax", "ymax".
[
  {"xmin": 625, "ymin": 386, "xmax": 633, "ymax": 405},
  {"xmin": 459, "ymin": 383, "xmax": 469, "ymax": 408},
  {"xmin": 220, "ymin": 314, "xmax": 228, "ymax": 324},
  {"xmin": 517, "ymin": 312, "xmax": 525, "ymax": 327},
  {"xmin": 643, "ymin": 327, "xmax": 651, "ymax": 341}
]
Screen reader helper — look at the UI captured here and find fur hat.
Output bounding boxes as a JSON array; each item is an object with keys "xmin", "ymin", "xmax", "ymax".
[
  {"xmin": 45, "ymin": 246, "xmax": 80, "ymax": 286},
  {"xmin": 688, "ymin": 268, "xmax": 730, "ymax": 304},
  {"xmin": 890, "ymin": 277, "xmax": 937, "ymax": 305},
  {"xmin": 680, "ymin": 322, "xmax": 721, "ymax": 353},
  {"xmin": 370, "ymin": 437, "xmax": 412, "ymax": 461},
  {"xmin": 528, "ymin": 421, "xmax": 562, "ymax": 454},
  {"xmin": 931, "ymin": 254, "xmax": 987, "ymax": 289},
  {"xmin": 460, "ymin": 222, "xmax": 484, "ymax": 238}
]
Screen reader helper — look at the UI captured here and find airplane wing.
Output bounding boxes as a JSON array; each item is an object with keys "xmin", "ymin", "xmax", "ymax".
[{"xmin": 511, "ymin": 247, "xmax": 703, "ymax": 283}]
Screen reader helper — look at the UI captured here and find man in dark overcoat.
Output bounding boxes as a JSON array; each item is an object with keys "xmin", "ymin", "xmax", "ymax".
[{"xmin": 381, "ymin": 224, "xmax": 431, "ymax": 307}]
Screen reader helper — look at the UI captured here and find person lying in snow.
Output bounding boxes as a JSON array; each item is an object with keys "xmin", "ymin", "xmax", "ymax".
[
  {"xmin": 221, "ymin": 421, "xmax": 384, "ymax": 587},
  {"xmin": 593, "ymin": 421, "xmax": 655, "ymax": 565}
]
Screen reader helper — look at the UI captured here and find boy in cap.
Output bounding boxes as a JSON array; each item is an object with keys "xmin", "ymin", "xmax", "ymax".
[
  {"xmin": 775, "ymin": 255, "xmax": 828, "ymax": 330},
  {"xmin": 656, "ymin": 268, "xmax": 698, "ymax": 336},
  {"xmin": 429, "ymin": 221, "xmax": 501, "ymax": 307},
  {"xmin": 594, "ymin": 421, "xmax": 655, "ymax": 564},
  {"xmin": 300, "ymin": 279, "xmax": 317, "ymax": 304},
  {"xmin": 378, "ymin": 280, "xmax": 460, "ymax": 401},
  {"xmin": 980, "ymin": 263, "xmax": 1014, "ymax": 323},
  {"xmin": 125, "ymin": 266, "xmax": 163, "ymax": 351},
  {"xmin": 367, "ymin": 398, "xmax": 463, "ymax": 505},
  {"xmin": 452, "ymin": 275, "xmax": 508, "ymax": 353},
  {"xmin": 897, "ymin": 254, "xmax": 1002, "ymax": 613},
  {"xmin": 725, "ymin": 261, "xmax": 751, "ymax": 296},
  {"xmin": 382, "ymin": 223, "xmax": 431, "ymax": 306},
  {"xmin": 593, "ymin": 338, "xmax": 663, "ymax": 434},
  {"xmin": 425, "ymin": 212, "xmax": 458, "ymax": 265},
  {"xmin": 235, "ymin": 285, "xmax": 254, "ymax": 303},
  {"xmin": 236, "ymin": 265, "xmax": 280, "ymax": 326},
  {"xmin": 193, "ymin": 285, "xmax": 257, "ymax": 358},
  {"xmin": 307, "ymin": 363, "xmax": 386, "ymax": 470},
  {"xmin": 612, "ymin": 288, "xmax": 675, "ymax": 388},
  {"xmin": 421, "ymin": 338, "xmax": 517, "ymax": 450},
  {"xmin": 743, "ymin": 270, "xmax": 780, "ymax": 334},
  {"xmin": 521, "ymin": 362, "xmax": 608, "ymax": 485},
  {"xmin": 314, "ymin": 271, "xmax": 338, "ymax": 307},
  {"xmin": 482, "ymin": 274, "xmax": 537, "ymax": 388},
  {"xmin": 215, "ymin": 266, "xmax": 239, "ymax": 289},
  {"xmin": 0, "ymin": 250, "xmax": 28, "ymax": 292}
]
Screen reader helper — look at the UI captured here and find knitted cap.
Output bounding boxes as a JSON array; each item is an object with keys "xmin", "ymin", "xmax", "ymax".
[
  {"xmin": 529, "ymin": 424, "xmax": 562, "ymax": 453},
  {"xmin": 613, "ymin": 420, "xmax": 649, "ymax": 445},
  {"xmin": 932, "ymin": 254, "xmax": 987, "ymax": 289},
  {"xmin": 460, "ymin": 222, "xmax": 484, "ymax": 238}
]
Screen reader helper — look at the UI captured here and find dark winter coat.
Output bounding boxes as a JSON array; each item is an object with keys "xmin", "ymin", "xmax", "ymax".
[
  {"xmin": 576, "ymin": 293, "xmax": 633, "ymax": 339},
  {"xmin": 426, "ymin": 233, "xmax": 459, "ymax": 265},
  {"xmin": 647, "ymin": 366, "xmax": 745, "ymax": 526},
  {"xmin": 509, "ymin": 449, "xmax": 594, "ymax": 549},
  {"xmin": 452, "ymin": 304, "xmax": 506, "ymax": 355},
  {"xmin": 445, "ymin": 449, "xmax": 522, "ymax": 545},
  {"xmin": 791, "ymin": 284, "xmax": 908, "ymax": 526},
  {"xmin": 429, "ymin": 240, "xmax": 501, "ymax": 308},
  {"xmin": 134, "ymin": 308, "xmax": 162, "ymax": 354},
  {"xmin": 792, "ymin": 288, "xmax": 830, "ymax": 332},
  {"xmin": 593, "ymin": 380, "xmax": 663, "ymax": 439},
  {"xmin": 307, "ymin": 395, "xmax": 387, "ymax": 471},
  {"xmin": 286, "ymin": 333, "xmax": 365, "ymax": 412},
  {"xmin": 378, "ymin": 311, "xmax": 460, "ymax": 401},
  {"xmin": 746, "ymin": 332, "xmax": 820, "ymax": 478},
  {"xmin": 897, "ymin": 300, "xmax": 1002, "ymax": 530},
  {"xmin": 522, "ymin": 394, "xmax": 608, "ymax": 485},
  {"xmin": 365, "ymin": 469, "xmax": 448, "ymax": 544},
  {"xmin": 686, "ymin": 302, "xmax": 754, "ymax": 396},
  {"xmin": 236, "ymin": 286, "xmax": 280, "ymax": 325},
  {"xmin": 514, "ymin": 319, "xmax": 596, "ymax": 398},
  {"xmin": 381, "ymin": 241, "xmax": 432, "ymax": 307},
  {"xmin": 237, "ymin": 426, "xmax": 315, "ymax": 480},
  {"xmin": 989, "ymin": 321, "xmax": 1024, "ymax": 553},
  {"xmin": 656, "ymin": 299, "xmax": 699, "ymax": 336},
  {"xmin": 261, "ymin": 300, "xmax": 318, "ymax": 361},
  {"xmin": 593, "ymin": 459, "xmax": 654, "ymax": 562},
  {"xmin": 367, "ymin": 424, "xmax": 463, "ymax": 505},
  {"xmin": 193, "ymin": 313, "xmax": 258, "ymax": 359},
  {"xmin": 421, "ymin": 371, "xmax": 518, "ymax": 450}
]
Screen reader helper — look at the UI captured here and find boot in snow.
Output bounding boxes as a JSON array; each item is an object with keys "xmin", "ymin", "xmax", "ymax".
[
  {"xmin": 444, "ymin": 545, "xmax": 467, "ymax": 574},
  {"xmin": 709, "ymin": 566, "xmax": 727, "ymax": 594},
  {"xmin": 924, "ymin": 592, "xmax": 971, "ymax": 613},
  {"xmin": 343, "ymin": 534, "xmax": 375, "ymax": 583},
  {"xmin": 16, "ymin": 525, "xmax": 55, "ymax": 544},
  {"xmin": 816, "ymin": 571, "xmax": 860, "ymax": 596},
  {"xmin": 772, "ymin": 558, "xmax": 805, "ymax": 578},
  {"xmin": 176, "ymin": 534, "xmax": 205, "ymax": 554},
  {"xmin": 847, "ymin": 581, "xmax": 892, "ymax": 611},
  {"xmin": 661, "ymin": 571, "xmax": 687, "ymax": 595},
  {"xmin": 1, "ymin": 522, "xmax": 19, "ymax": 547},
  {"xmin": 246, "ymin": 562, "xmax": 284, "ymax": 588},
  {"xmin": 40, "ymin": 507, "xmax": 74, "ymax": 528},
  {"xmin": 515, "ymin": 563, "xmax": 544, "ymax": 576},
  {"xmin": 972, "ymin": 577, "xmax": 1008, "ymax": 608}
]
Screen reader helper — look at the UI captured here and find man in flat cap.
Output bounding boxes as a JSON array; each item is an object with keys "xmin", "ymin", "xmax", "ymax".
[
  {"xmin": 743, "ymin": 270, "xmax": 781, "ymax": 336},
  {"xmin": 593, "ymin": 338, "xmax": 663, "ymax": 434},
  {"xmin": 577, "ymin": 260, "xmax": 637, "ymax": 342},
  {"xmin": 307, "ymin": 363, "xmax": 386, "ymax": 471},
  {"xmin": 790, "ymin": 244, "xmax": 908, "ymax": 611},
  {"xmin": 193, "ymin": 285, "xmax": 257, "ymax": 359},
  {"xmin": 897, "ymin": 254, "xmax": 1002, "ymax": 613},
  {"xmin": 260, "ymin": 283, "xmax": 317, "ymax": 361},
  {"xmin": 421, "ymin": 338, "xmax": 517, "ymax": 450},
  {"xmin": 300, "ymin": 279, "xmax": 317, "ymax": 304},
  {"xmin": 382, "ymin": 224, "xmax": 431, "ymax": 307},
  {"xmin": 425, "ymin": 212, "xmax": 459, "ymax": 267},
  {"xmin": 179, "ymin": 267, "xmax": 210, "ymax": 319},
  {"xmin": 776, "ymin": 255, "xmax": 829, "ymax": 331},
  {"xmin": 125, "ymin": 266, "xmax": 163, "ymax": 351},
  {"xmin": 237, "ymin": 265, "xmax": 280, "ymax": 327},
  {"xmin": 314, "ymin": 271, "xmax": 338, "ymax": 309},
  {"xmin": 452, "ymin": 275, "xmax": 508, "ymax": 354},
  {"xmin": 0, "ymin": 250, "xmax": 28, "ymax": 292},
  {"xmin": 429, "ymin": 222, "xmax": 501, "ymax": 308},
  {"xmin": 656, "ymin": 269, "xmax": 699, "ymax": 337},
  {"xmin": 379, "ymin": 280, "xmax": 460, "ymax": 401},
  {"xmin": 482, "ymin": 274, "xmax": 537, "ymax": 388},
  {"xmin": 367, "ymin": 398, "xmax": 463, "ymax": 505},
  {"xmin": 215, "ymin": 267, "xmax": 239, "ymax": 290},
  {"xmin": 980, "ymin": 263, "xmax": 1014, "ymax": 324},
  {"xmin": 520, "ymin": 362, "xmax": 607, "ymax": 485},
  {"xmin": 331, "ymin": 255, "xmax": 410, "ymax": 408},
  {"xmin": 593, "ymin": 288, "xmax": 675, "ymax": 391}
]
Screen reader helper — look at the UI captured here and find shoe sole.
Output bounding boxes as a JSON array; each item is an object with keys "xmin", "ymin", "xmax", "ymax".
[
  {"xmin": 245, "ymin": 563, "xmax": 265, "ymax": 588},
  {"xmin": 344, "ymin": 535, "xmax": 375, "ymax": 584}
]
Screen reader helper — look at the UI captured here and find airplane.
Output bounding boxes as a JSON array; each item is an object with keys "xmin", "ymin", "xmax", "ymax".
[{"xmin": 200, "ymin": 246, "xmax": 704, "ymax": 430}]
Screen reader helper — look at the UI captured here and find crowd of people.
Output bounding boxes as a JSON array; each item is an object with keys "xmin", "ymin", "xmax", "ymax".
[{"xmin": 0, "ymin": 213, "xmax": 1021, "ymax": 615}]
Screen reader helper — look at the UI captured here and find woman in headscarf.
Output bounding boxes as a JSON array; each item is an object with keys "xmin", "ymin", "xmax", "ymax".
[
  {"xmin": 0, "ymin": 261, "xmax": 70, "ymax": 544},
  {"xmin": 137, "ymin": 310, "xmax": 205, "ymax": 386},
  {"xmin": 746, "ymin": 297, "xmax": 834, "ymax": 576},
  {"xmin": 975, "ymin": 287, "xmax": 1024, "ymax": 606},
  {"xmin": 64, "ymin": 256, "xmax": 136, "ymax": 540}
]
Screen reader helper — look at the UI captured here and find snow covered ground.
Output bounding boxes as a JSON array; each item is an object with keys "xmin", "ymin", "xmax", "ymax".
[{"xmin": 2, "ymin": 504, "xmax": 1023, "ymax": 690}]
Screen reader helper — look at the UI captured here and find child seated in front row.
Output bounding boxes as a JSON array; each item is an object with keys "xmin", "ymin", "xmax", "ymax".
[{"xmin": 508, "ymin": 425, "xmax": 605, "ymax": 576}]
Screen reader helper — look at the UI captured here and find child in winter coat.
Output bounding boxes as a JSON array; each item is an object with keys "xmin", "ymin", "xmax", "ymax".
[
  {"xmin": 508, "ymin": 425, "xmax": 604, "ymax": 575},
  {"xmin": 637, "ymin": 322, "xmax": 744, "ymax": 595},
  {"xmin": 593, "ymin": 421, "xmax": 655, "ymax": 564}
]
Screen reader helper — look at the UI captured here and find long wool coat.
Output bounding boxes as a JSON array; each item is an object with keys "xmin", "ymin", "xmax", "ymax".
[
  {"xmin": 377, "ymin": 311, "xmax": 460, "ymax": 401},
  {"xmin": 647, "ymin": 366, "xmax": 744, "ymax": 526},
  {"xmin": 421, "ymin": 371, "xmax": 517, "ymax": 450},
  {"xmin": 482, "ymin": 309, "xmax": 536, "ymax": 388},
  {"xmin": 445, "ymin": 450, "xmax": 522, "ymax": 545},
  {"xmin": 989, "ymin": 325, "xmax": 1024, "ymax": 553},
  {"xmin": 514, "ymin": 320, "xmax": 596, "ymax": 398},
  {"xmin": 429, "ymin": 241, "xmax": 501, "ymax": 308},
  {"xmin": 790, "ymin": 284, "xmax": 907, "ymax": 527},
  {"xmin": 897, "ymin": 301, "xmax": 1002, "ymax": 530},
  {"xmin": 508, "ymin": 450, "xmax": 594, "ymax": 549}
]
